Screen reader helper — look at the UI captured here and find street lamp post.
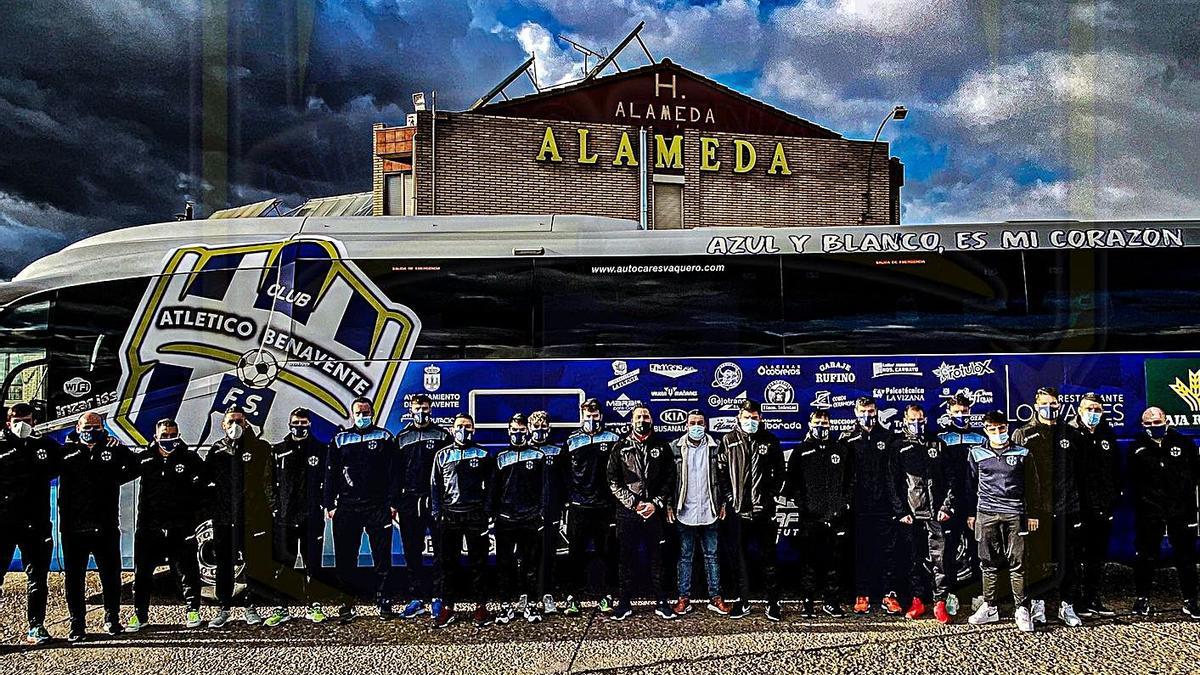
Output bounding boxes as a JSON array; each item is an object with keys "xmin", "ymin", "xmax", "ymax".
[{"xmin": 860, "ymin": 105, "xmax": 908, "ymax": 224}]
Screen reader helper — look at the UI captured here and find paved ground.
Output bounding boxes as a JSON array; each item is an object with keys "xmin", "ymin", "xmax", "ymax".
[{"xmin": 1, "ymin": 568, "xmax": 1197, "ymax": 674}]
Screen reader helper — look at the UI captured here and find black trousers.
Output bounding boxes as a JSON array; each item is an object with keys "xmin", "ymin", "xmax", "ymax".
[
  {"xmin": 906, "ymin": 519, "xmax": 949, "ymax": 601},
  {"xmin": 211, "ymin": 520, "xmax": 244, "ymax": 610},
  {"xmin": 1080, "ymin": 511, "xmax": 1114, "ymax": 603},
  {"xmin": 495, "ymin": 519, "xmax": 542, "ymax": 601},
  {"xmin": 799, "ymin": 519, "xmax": 849, "ymax": 603},
  {"xmin": 945, "ymin": 519, "xmax": 978, "ymax": 596},
  {"xmin": 541, "ymin": 514, "xmax": 562, "ymax": 597},
  {"xmin": 722, "ymin": 513, "xmax": 779, "ymax": 603},
  {"xmin": 0, "ymin": 519, "xmax": 52, "ymax": 629},
  {"xmin": 565, "ymin": 505, "xmax": 618, "ymax": 600},
  {"xmin": 269, "ymin": 519, "xmax": 330, "ymax": 605},
  {"xmin": 331, "ymin": 507, "xmax": 393, "ymax": 603},
  {"xmin": 434, "ymin": 510, "xmax": 489, "ymax": 607},
  {"xmin": 134, "ymin": 524, "xmax": 201, "ymax": 616},
  {"xmin": 616, "ymin": 510, "xmax": 667, "ymax": 604},
  {"xmin": 1134, "ymin": 513, "xmax": 1198, "ymax": 601},
  {"xmin": 61, "ymin": 527, "xmax": 122, "ymax": 630},
  {"xmin": 396, "ymin": 495, "xmax": 434, "ymax": 600},
  {"xmin": 854, "ymin": 514, "xmax": 899, "ymax": 599}
]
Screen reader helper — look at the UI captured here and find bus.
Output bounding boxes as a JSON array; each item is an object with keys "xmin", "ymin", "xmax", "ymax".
[{"xmin": 3, "ymin": 214, "xmax": 1199, "ymax": 576}]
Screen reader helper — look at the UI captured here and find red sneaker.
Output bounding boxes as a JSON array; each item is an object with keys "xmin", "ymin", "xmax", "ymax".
[
  {"xmin": 433, "ymin": 606, "xmax": 455, "ymax": 629},
  {"xmin": 853, "ymin": 596, "xmax": 871, "ymax": 614},
  {"xmin": 707, "ymin": 596, "xmax": 732, "ymax": 616},
  {"xmin": 882, "ymin": 593, "xmax": 903, "ymax": 615},
  {"xmin": 933, "ymin": 601, "xmax": 951, "ymax": 624},
  {"xmin": 472, "ymin": 603, "xmax": 492, "ymax": 627},
  {"xmin": 905, "ymin": 597, "xmax": 927, "ymax": 620},
  {"xmin": 673, "ymin": 596, "xmax": 692, "ymax": 616}
]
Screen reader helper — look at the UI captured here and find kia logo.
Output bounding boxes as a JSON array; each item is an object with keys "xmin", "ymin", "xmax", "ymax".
[{"xmin": 660, "ymin": 409, "xmax": 687, "ymax": 425}]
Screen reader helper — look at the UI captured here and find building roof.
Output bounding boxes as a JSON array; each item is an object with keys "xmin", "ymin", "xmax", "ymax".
[{"xmin": 208, "ymin": 198, "xmax": 281, "ymax": 219}]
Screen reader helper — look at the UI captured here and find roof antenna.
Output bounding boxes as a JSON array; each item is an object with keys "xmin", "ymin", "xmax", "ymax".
[
  {"xmin": 174, "ymin": 200, "xmax": 194, "ymax": 221},
  {"xmin": 583, "ymin": 21, "xmax": 653, "ymax": 82}
]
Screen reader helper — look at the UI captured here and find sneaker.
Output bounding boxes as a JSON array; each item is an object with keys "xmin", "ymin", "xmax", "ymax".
[
  {"xmin": 707, "ymin": 596, "xmax": 731, "ymax": 616},
  {"xmin": 563, "ymin": 596, "xmax": 582, "ymax": 617},
  {"xmin": 1015, "ymin": 605, "xmax": 1035, "ymax": 633},
  {"xmin": 244, "ymin": 606, "xmax": 263, "ymax": 626},
  {"xmin": 542, "ymin": 594, "xmax": 558, "ymax": 614},
  {"xmin": 524, "ymin": 605, "xmax": 543, "ymax": 624},
  {"xmin": 599, "ymin": 595, "xmax": 615, "ymax": 614},
  {"xmin": 905, "ymin": 597, "xmax": 927, "ymax": 620},
  {"xmin": 1030, "ymin": 599, "xmax": 1046, "ymax": 624},
  {"xmin": 1058, "ymin": 602, "xmax": 1083, "ymax": 628},
  {"xmin": 882, "ymin": 592, "xmax": 903, "ymax": 615},
  {"xmin": 967, "ymin": 603, "xmax": 999, "ymax": 625},
  {"xmin": 1088, "ymin": 599, "xmax": 1116, "ymax": 617},
  {"xmin": 673, "ymin": 596, "xmax": 692, "ymax": 616},
  {"xmin": 729, "ymin": 600, "xmax": 751, "ymax": 619},
  {"xmin": 25, "ymin": 625, "xmax": 52, "ymax": 645},
  {"xmin": 104, "ymin": 621, "xmax": 123, "ymax": 636},
  {"xmin": 609, "ymin": 600, "xmax": 633, "ymax": 621},
  {"xmin": 823, "ymin": 602, "xmax": 845, "ymax": 618},
  {"xmin": 337, "ymin": 605, "xmax": 357, "ymax": 625},
  {"xmin": 474, "ymin": 603, "xmax": 493, "ymax": 627},
  {"xmin": 495, "ymin": 603, "xmax": 515, "ymax": 625},
  {"xmin": 765, "ymin": 602, "xmax": 782, "ymax": 623},
  {"xmin": 401, "ymin": 600, "xmax": 427, "ymax": 619},
  {"xmin": 264, "ymin": 607, "xmax": 291, "ymax": 627},
  {"xmin": 801, "ymin": 598, "xmax": 815, "ymax": 618},
  {"xmin": 431, "ymin": 598, "xmax": 444, "ymax": 619},
  {"xmin": 378, "ymin": 601, "xmax": 397, "ymax": 621},
  {"xmin": 185, "ymin": 610, "xmax": 203, "ymax": 629},
  {"xmin": 945, "ymin": 593, "xmax": 960, "ymax": 616},
  {"xmin": 208, "ymin": 609, "xmax": 232, "ymax": 629},
  {"xmin": 654, "ymin": 602, "xmax": 677, "ymax": 620},
  {"xmin": 517, "ymin": 593, "xmax": 530, "ymax": 615},
  {"xmin": 433, "ymin": 606, "xmax": 456, "ymax": 629},
  {"xmin": 127, "ymin": 615, "xmax": 147, "ymax": 633},
  {"xmin": 1184, "ymin": 599, "xmax": 1200, "ymax": 620},
  {"xmin": 68, "ymin": 626, "xmax": 85, "ymax": 643},
  {"xmin": 306, "ymin": 604, "xmax": 328, "ymax": 624},
  {"xmin": 853, "ymin": 596, "xmax": 871, "ymax": 615},
  {"xmin": 933, "ymin": 601, "xmax": 951, "ymax": 625},
  {"xmin": 1131, "ymin": 597, "xmax": 1151, "ymax": 617}
]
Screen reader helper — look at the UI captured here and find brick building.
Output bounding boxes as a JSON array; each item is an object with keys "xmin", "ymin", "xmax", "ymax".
[{"xmin": 372, "ymin": 59, "xmax": 903, "ymax": 228}]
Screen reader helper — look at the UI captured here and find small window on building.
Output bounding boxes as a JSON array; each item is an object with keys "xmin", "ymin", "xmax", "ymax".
[
  {"xmin": 653, "ymin": 182, "xmax": 683, "ymax": 230},
  {"xmin": 385, "ymin": 171, "xmax": 415, "ymax": 216}
]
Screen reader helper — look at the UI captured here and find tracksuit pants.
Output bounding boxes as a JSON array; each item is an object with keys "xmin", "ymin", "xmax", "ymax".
[
  {"xmin": 1080, "ymin": 511, "xmax": 1114, "ymax": 605},
  {"xmin": 434, "ymin": 510, "xmax": 489, "ymax": 607},
  {"xmin": 269, "ymin": 519, "xmax": 329, "ymax": 606},
  {"xmin": 616, "ymin": 510, "xmax": 667, "ymax": 604},
  {"xmin": 799, "ymin": 519, "xmax": 849, "ymax": 604},
  {"xmin": 331, "ymin": 507, "xmax": 393, "ymax": 603},
  {"xmin": 908, "ymin": 519, "xmax": 949, "ymax": 602},
  {"xmin": 854, "ymin": 514, "xmax": 899, "ymax": 599},
  {"xmin": 134, "ymin": 524, "xmax": 202, "ymax": 617},
  {"xmin": 565, "ymin": 505, "xmax": 618, "ymax": 601},
  {"xmin": 1133, "ymin": 512, "xmax": 1198, "ymax": 601},
  {"xmin": 61, "ymin": 527, "xmax": 123, "ymax": 630},
  {"xmin": 977, "ymin": 511, "xmax": 1027, "ymax": 608},
  {"xmin": 495, "ymin": 519, "xmax": 542, "ymax": 602},
  {"xmin": 0, "ymin": 519, "xmax": 52, "ymax": 629},
  {"xmin": 395, "ymin": 495, "xmax": 434, "ymax": 601},
  {"xmin": 722, "ymin": 513, "xmax": 780, "ymax": 604}
]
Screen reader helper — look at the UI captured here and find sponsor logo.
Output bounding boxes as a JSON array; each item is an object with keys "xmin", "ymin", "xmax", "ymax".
[
  {"xmin": 940, "ymin": 386, "xmax": 995, "ymax": 407},
  {"xmin": 709, "ymin": 416, "xmax": 738, "ymax": 433},
  {"xmin": 423, "ymin": 364, "xmax": 441, "ymax": 392},
  {"xmin": 63, "ymin": 377, "xmax": 92, "ymax": 398},
  {"xmin": 762, "ymin": 380, "xmax": 799, "ymax": 413},
  {"xmin": 872, "ymin": 386, "xmax": 925, "ymax": 402},
  {"xmin": 757, "ymin": 364, "xmax": 804, "ymax": 376},
  {"xmin": 608, "ymin": 360, "xmax": 641, "ymax": 390},
  {"xmin": 402, "ymin": 392, "xmax": 461, "ymax": 410},
  {"xmin": 1169, "ymin": 369, "xmax": 1200, "ymax": 412},
  {"xmin": 815, "ymin": 361, "xmax": 855, "ymax": 383},
  {"xmin": 712, "ymin": 362, "xmax": 743, "ymax": 391},
  {"xmin": 810, "ymin": 390, "xmax": 854, "ymax": 410},
  {"xmin": 763, "ymin": 419, "xmax": 806, "ymax": 431},
  {"xmin": 872, "ymin": 362, "xmax": 923, "ymax": 378},
  {"xmin": 649, "ymin": 363, "xmax": 698, "ymax": 379},
  {"xmin": 932, "ymin": 359, "xmax": 994, "ymax": 384},
  {"xmin": 651, "ymin": 386, "xmax": 699, "ymax": 402},
  {"xmin": 708, "ymin": 390, "xmax": 748, "ymax": 411},
  {"xmin": 660, "ymin": 409, "xmax": 688, "ymax": 426},
  {"xmin": 607, "ymin": 393, "xmax": 639, "ymax": 418}
]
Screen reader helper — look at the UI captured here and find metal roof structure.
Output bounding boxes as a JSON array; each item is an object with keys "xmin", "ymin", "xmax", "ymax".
[
  {"xmin": 207, "ymin": 198, "xmax": 282, "ymax": 219},
  {"xmin": 287, "ymin": 193, "xmax": 373, "ymax": 217}
]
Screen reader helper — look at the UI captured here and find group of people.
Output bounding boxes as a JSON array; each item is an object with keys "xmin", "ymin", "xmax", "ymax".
[{"xmin": 0, "ymin": 385, "xmax": 1197, "ymax": 644}]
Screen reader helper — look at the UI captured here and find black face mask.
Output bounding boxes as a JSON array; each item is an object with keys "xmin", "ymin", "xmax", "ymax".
[
  {"xmin": 290, "ymin": 424, "xmax": 310, "ymax": 440},
  {"xmin": 634, "ymin": 421, "xmax": 652, "ymax": 436}
]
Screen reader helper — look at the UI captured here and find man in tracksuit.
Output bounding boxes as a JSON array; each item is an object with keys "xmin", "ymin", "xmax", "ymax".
[
  {"xmin": 392, "ymin": 393, "xmax": 450, "ymax": 619},
  {"xmin": 57, "ymin": 412, "xmax": 138, "ymax": 641},
  {"xmin": 937, "ymin": 394, "xmax": 986, "ymax": 612},
  {"xmin": 205, "ymin": 404, "xmax": 273, "ymax": 628},
  {"xmin": 492, "ymin": 413, "xmax": 546, "ymax": 625},
  {"xmin": 719, "ymin": 398, "xmax": 786, "ymax": 622},
  {"xmin": 530, "ymin": 410, "xmax": 567, "ymax": 615},
  {"xmin": 668, "ymin": 410, "xmax": 731, "ymax": 618},
  {"xmin": 845, "ymin": 396, "xmax": 905, "ymax": 616},
  {"xmin": 1128, "ymin": 407, "xmax": 1200, "ymax": 619},
  {"xmin": 265, "ymin": 407, "xmax": 330, "ymax": 626},
  {"xmin": 430, "ymin": 413, "xmax": 494, "ymax": 628},
  {"xmin": 0, "ymin": 402, "xmax": 59, "ymax": 645},
  {"xmin": 562, "ymin": 398, "xmax": 621, "ymax": 616},
  {"xmin": 1011, "ymin": 386, "xmax": 1085, "ymax": 627},
  {"xmin": 607, "ymin": 404, "xmax": 678, "ymax": 621},
  {"xmin": 1067, "ymin": 393, "xmax": 1121, "ymax": 617},
  {"xmin": 785, "ymin": 409, "xmax": 850, "ymax": 618},
  {"xmin": 324, "ymin": 397, "xmax": 397, "ymax": 623},
  {"xmin": 967, "ymin": 411, "xmax": 1043, "ymax": 633},
  {"xmin": 893, "ymin": 404, "xmax": 955, "ymax": 623},
  {"xmin": 129, "ymin": 418, "xmax": 205, "ymax": 632}
]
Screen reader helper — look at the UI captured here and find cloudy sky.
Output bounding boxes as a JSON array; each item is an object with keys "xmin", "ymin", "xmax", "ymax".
[{"xmin": 0, "ymin": 0, "xmax": 1197, "ymax": 278}]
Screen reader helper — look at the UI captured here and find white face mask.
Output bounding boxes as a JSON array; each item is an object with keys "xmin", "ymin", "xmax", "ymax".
[
  {"xmin": 225, "ymin": 423, "xmax": 244, "ymax": 441},
  {"xmin": 9, "ymin": 420, "xmax": 32, "ymax": 439}
]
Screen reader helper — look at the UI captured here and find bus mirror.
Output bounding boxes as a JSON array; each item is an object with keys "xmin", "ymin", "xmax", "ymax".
[{"xmin": 88, "ymin": 334, "xmax": 104, "ymax": 372}]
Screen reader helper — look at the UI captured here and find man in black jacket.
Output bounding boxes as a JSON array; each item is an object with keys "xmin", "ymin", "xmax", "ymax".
[
  {"xmin": 1128, "ymin": 407, "xmax": 1200, "ymax": 619},
  {"xmin": 204, "ymin": 404, "xmax": 273, "ymax": 628},
  {"xmin": 937, "ymin": 394, "xmax": 986, "ymax": 612},
  {"xmin": 719, "ymin": 399, "xmax": 786, "ymax": 621},
  {"xmin": 57, "ymin": 412, "xmax": 138, "ymax": 641},
  {"xmin": 1067, "ymin": 393, "xmax": 1121, "ymax": 617},
  {"xmin": 607, "ymin": 404, "xmax": 678, "ymax": 621},
  {"xmin": 392, "ymin": 393, "xmax": 450, "ymax": 619},
  {"xmin": 492, "ymin": 413, "xmax": 546, "ymax": 625},
  {"xmin": 531, "ymin": 410, "xmax": 567, "ymax": 616},
  {"xmin": 265, "ymin": 407, "xmax": 330, "ymax": 626},
  {"xmin": 785, "ymin": 409, "xmax": 850, "ymax": 618},
  {"xmin": 845, "ymin": 396, "xmax": 904, "ymax": 616},
  {"xmin": 129, "ymin": 418, "xmax": 205, "ymax": 632},
  {"xmin": 0, "ymin": 402, "xmax": 59, "ymax": 645},
  {"xmin": 561, "ymin": 398, "xmax": 621, "ymax": 616},
  {"xmin": 893, "ymin": 404, "xmax": 954, "ymax": 623},
  {"xmin": 324, "ymin": 397, "xmax": 397, "ymax": 623}
]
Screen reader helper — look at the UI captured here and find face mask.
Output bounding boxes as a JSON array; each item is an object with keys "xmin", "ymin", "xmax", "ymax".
[
  {"xmin": 1081, "ymin": 410, "xmax": 1102, "ymax": 427},
  {"xmin": 1037, "ymin": 404, "xmax": 1059, "ymax": 421},
  {"xmin": 354, "ymin": 415, "xmax": 373, "ymax": 430},
  {"xmin": 226, "ymin": 424, "xmax": 244, "ymax": 441},
  {"xmin": 9, "ymin": 420, "xmax": 32, "ymax": 439},
  {"xmin": 988, "ymin": 431, "xmax": 1010, "ymax": 445},
  {"xmin": 582, "ymin": 419, "xmax": 601, "ymax": 434},
  {"xmin": 634, "ymin": 421, "xmax": 653, "ymax": 436},
  {"xmin": 856, "ymin": 412, "xmax": 877, "ymax": 428},
  {"xmin": 509, "ymin": 430, "xmax": 528, "ymax": 446},
  {"xmin": 810, "ymin": 425, "xmax": 830, "ymax": 441},
  {"xmin": 80, "ymin": 427, "xmax": 107, "ymax": 445},
  {"xmin": 950, "ymin": 413, "xmax": 968, "ymax": 429},
  {"xmin": 290, "ymin": 424, "xmax": 310, "ymax": 440},
  {"xmin": 739, "ymin": 418, "xmax": 760, "ymax": 434},
  {"xmin": 411, "ymin": 409, "xmax": 430, "ymax": 425},
  {"xmin": 687, "ymin": 424, "xmax": 706, "ymax": 441},
  {"xmin": 530, "ymin": 428, "xmax": 549, "ymax": 444},
  {"xmin": 453, "ymin": 427, "xmax": 472, "ymax": 445},
  {"xmin": 905, "ymin": 420, "xmax": 926, "ymax": 437},
  {"xmin": 1146, "ymin": 424, "xmax": 1168, "ymax": 440},
  {"xmin": 158, "ymin": 436, "xmax": 181, "ymax": 453}
]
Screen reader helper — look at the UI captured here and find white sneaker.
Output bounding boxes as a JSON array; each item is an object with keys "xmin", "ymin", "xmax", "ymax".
[
  {"xmin": 1030, "ymin": 599, "xmax": 1046, "ymax": 624},
  {"xmin": 208, "ymin": 609, "xmax": 231, "ymax": 629},
  {"xmin": 517, "ymin": 594, "xmax": 529, "ymax": 615},
  {"xmin": 244, "ymin": 606, "xmax": 263, "ymax": 626},
  {"xmin": 968, "ymin": 603, "xmax": 999, "ymax": 625},
  {"xmin": 1015, "ymin": 606, "xmax": 1035, "ymax": 632},
  {"xmin": 945, "ymin": 593, "xmax": 959, "ymax": 616},
  {"xmin": 542, "ymin": 594, "xmax": 557, "ymax": 614},
  {"xmin": 1058, "ymin": 602, "xmax": 1083, "ymax": 627}
]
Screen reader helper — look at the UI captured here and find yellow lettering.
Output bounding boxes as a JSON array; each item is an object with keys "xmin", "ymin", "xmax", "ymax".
[
  {"xmin": 613, "ymin": 131, "xmax": 638, "ymax": 166},
  {"xmin": 536, "ymin": 127, "xmax": 562, "ymax": 162},
  {"xmin": 655, "ymin": 134, "xmax": 683, "ymax": 169},
  {"xmin": 700, "ymin": 137, "xmax": 721, "ymax": 172},
  {"xmin": 733, "ymin": 139, "xmax": 756, "ymax": 173},
  {"xmin": 577, "ymin": 129, "xmax": 598, "ymax": 164},
  {"xmin": 767, "ymin": 142, "xmax": 792, "ymax": 175}
]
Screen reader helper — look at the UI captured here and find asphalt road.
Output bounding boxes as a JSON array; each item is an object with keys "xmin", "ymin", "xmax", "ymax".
[{"xmin": 2, "ymin": 567, "xmax": 1197, "ymax": 674}]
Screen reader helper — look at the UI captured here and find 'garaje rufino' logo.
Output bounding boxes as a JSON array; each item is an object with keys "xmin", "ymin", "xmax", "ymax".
[{"xmin": 112, "ymin": 238, "xmax": 421, "ymax": 447}]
